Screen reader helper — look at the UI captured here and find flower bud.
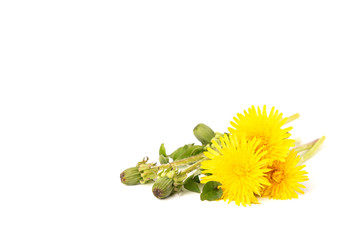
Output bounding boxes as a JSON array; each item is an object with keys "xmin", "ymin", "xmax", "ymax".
[
  {"xmin": 193, "ymin": 123, "xmax": 215, "ymax": 145},
  {"xmin": 152, "ymin": 177, "xmax": 174, "ymax": 199},
  {"xmin": 120, "ymin": 167, "xmax": 142, "ymax": 185}
]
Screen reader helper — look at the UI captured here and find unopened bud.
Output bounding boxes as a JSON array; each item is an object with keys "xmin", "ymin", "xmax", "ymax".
[
  {"xmin": 120, "ymin": 167, "xmax": 141, "ymax": 185},
  {"xmin": 193, "ymin": 123, "xmax": 215, "ymax": 145},
  {"xmin": 152, "ymin": 177, "xmax": 174, "ymax": 199}
]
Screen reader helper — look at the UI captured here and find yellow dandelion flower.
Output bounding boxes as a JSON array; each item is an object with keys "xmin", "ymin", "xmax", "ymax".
[
  {"xmin": 201, "ymin": 134, "xmax": 270, "ymax": 206},
  {"xmin": 228, "ymin": 105, "xmax": 295, "ymax": 164},
  {"xmin": 262, "ymin": 150, "xmax": 309, "ymax": 200}
]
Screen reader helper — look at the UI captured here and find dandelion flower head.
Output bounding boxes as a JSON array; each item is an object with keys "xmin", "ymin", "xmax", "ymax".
[
  {"xmin": 229, "ymin": 105, "xmax": 295, "ymax": 164},
  {"xmin": 201, "ymin": 134, "xmax": 270, "ymax": 206},
  {"xmin": 262, "ymin": 150, "xmax": 309, "ymax": 200}
]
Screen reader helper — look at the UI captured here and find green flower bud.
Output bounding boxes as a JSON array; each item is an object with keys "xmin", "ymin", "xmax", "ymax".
[
  {"xmin": 152, "ymin": 177, "xmax": 174, "ymax": 199},
  {"xmin": 120, "ymin": 157, "xmax": 158, "ymax": 186},
  {"xmin": 193, "ymin": 123, "xmax": 215, "ymax": 145},
  {"xmin": 120, "ymin": 167, "xmax": 142, "ymax": 185}
]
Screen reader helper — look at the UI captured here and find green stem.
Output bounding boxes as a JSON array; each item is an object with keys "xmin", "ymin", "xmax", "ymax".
[
  {"xmin": 298, "ymin": 136, "xmax": 326, "ymax": 165},
  {"xmin": 155, "ymin": 153, "xmax": 205, "ymax": 170},
  {"xmin": 285, "ymin": 113, "xmax": 300, "ymax": 124},
  {"xmin": 181, "ymin": 159, "xmax": 205, "ymax": 175},
  {"xmin": 294, "ymin": 138, "xmax": 319, "ymax": 152}
]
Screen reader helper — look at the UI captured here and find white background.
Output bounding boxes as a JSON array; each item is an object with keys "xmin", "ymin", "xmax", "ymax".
[{"xmin": 1, "ymin": 1, "xmax": 359, "ymax": 239}]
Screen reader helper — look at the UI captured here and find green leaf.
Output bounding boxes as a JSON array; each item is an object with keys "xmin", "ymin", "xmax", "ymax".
[
  {"xmin": 170, "ymin": 144, "xmax": 205, "ymax": 161},
  {"xmin": 159, "ymin": 155, "xmax": 169, "ymax": 164},
  {"xmin": 190, "ymin": 145, "xmax": 205, "ymax": 156},
  {"xmin": 169, "ymin": 144, "xmax": 192, "ymax": 161},
  {"xmin": 200, "ymin": 181, "xmax": 223, "ymax": 201},
  {"xmin": 159, "ymin": 143, "xmax": 167, "ymax": 156},
  {"xmin": 184, "ymin": 176, "xmax": 201, "ymax": 193},
  {"xmin": 159, "ymin": 143, "xmax": 169, "ymax": 164},
  {"xmin": 193, "ymin": 175, "xmax": 200, "ymax": 183}
]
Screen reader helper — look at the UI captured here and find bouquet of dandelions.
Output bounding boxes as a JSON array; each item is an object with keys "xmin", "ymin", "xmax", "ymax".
[{"xmin": 120, "ymin": 106, "xmax": 325, "ymax": 206}]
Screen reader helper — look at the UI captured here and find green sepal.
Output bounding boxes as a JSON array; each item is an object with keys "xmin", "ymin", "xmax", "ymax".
[
  {"xmin": 200, "ymin": 181, "xmax": 223, "ymax": 201},
  {"xmin": 184, "ymin": 175, "xmax": 201, "ymax": 193},
  {"xmin": 170, "ymin": 144, "xmax": 205, "ymax": 161}
]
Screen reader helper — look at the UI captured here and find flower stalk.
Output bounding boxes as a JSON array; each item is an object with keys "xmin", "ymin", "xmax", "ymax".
[
  {"xmin": 181, "ymin": 160, "xmax": 204, "ymax": 175},
  {"xmin": 294, "ymin": 138, "xmax": 319, "ymax": 152},
  {"xmin": 154, "ymin": 153, "xmax": 205, "ymax": 170},
  {"xmin": 297, "ymin": 136, "xmax": 326, "ymax": 165},
  {"xmin": 285, "ymin": 113, "xmax": 300, "ymax": 124}
]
